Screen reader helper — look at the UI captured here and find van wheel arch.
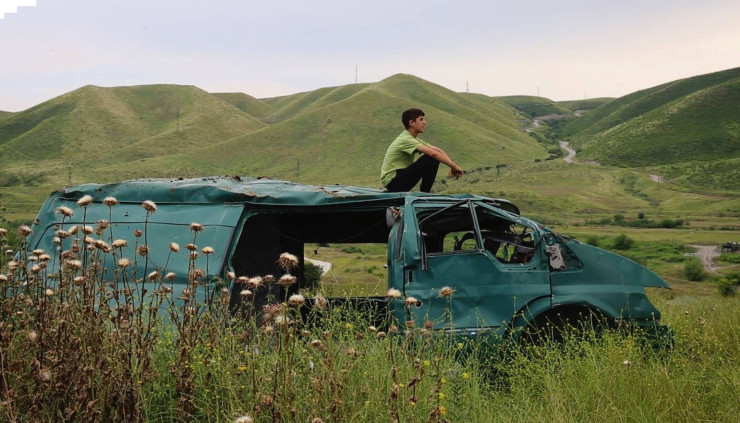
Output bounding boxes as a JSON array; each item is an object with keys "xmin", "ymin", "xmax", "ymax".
[{"xmin": 520, "ymin": 306, "xmax": 612, "ymax": 345}]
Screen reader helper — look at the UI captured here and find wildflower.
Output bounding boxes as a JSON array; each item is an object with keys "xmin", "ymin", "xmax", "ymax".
[
  {"xmin": 240, "ymin": 289, "xmax": 253, "ymax": 298},
  {"xmin": 462, "ymin": 372, "xmax": 469, "ymax": 379},
  {"xmin": 346, "ymin": 347, "xmax": 357, "ymax": 357},
  {"xmin": 133, "ymin": 229, "xmax": 143, "ymax": 237},
  {"xmin": 311, "ymin": 418, "xmax": 324, "ymax": 423},
  {"xmin": 439, "ymin": 405, "xmax": 447, "ymax": 416},
  {"xmin": 278, "ymin": 274, "xmax": 297, "ymax": 287},
  {"xmin": 263, "ymin": 274, "xmax": 275, "ymax": 284},
  {"xmin": 261, "ymin": 394, "xmax": 275, "ymax": 408},
  {"xmin": 64, "ymin": 260, "xmax": 83, "ymax": 271},
  {"xmin": 118, "ymin": 258, "xmax": 131, "ymax": 268},
  {"xmin": 698, "ymin": 317, "xmax": 706, "ymax": 326},
  {"xmin": 278, "ymin": 252, "xmax": 299, "ymax": 270},
  {"xmin": 31, "ymin": 264, "xmax": 41, "ymax": 274},
  {"xmin": 96, "ymin": 219, "xmax": 110, "ymax": 230},
  {"xmin": 141, "ymin": 200, "xmax": 157, "ymax": 213},
  {"xmin": 94, "ymin": 240, "xmax": 111, "ymax": 252},
  {"xmin": 0, "ymin": 274, "xmax": 8, "ymax": 283},
  {"xmin": 389, "ymin": 325, "xmax": 398, "ymax": 334},
  {"xmin": 112, "ymin": 239, "xmax": 128, "ymax": 248},
  {"xmin": 77, "ymin": 195, "xmax": 93, "ymax": 207},
  {"xmin": 314, "ymin": 294, "xmax": 328, "ymax": 310},
  {"xmin": 684, "ymin": 310, "xmax": 690, "ymax": 315},
  {"xmin": 189, "ymin": 251, "xmax": 199, "ymax": 260},
  {"xmin": 186, "ymin": 243, "xmax": 197, "ymax": 251},
  {"xmin": 38, "ymin": 254, "xmax": 51, "ymax": 262},
  {"xmin": 73, "ymin": 276, "xmax": 86, "ymax": 286},
  {"xmin": 221, "ymin": 287, "xmax": 229, "ymax": 295},
  {"xmin": 68, "ymin": 225, "xmax": 80, "ymax": 235},
  {"xmin": 27, "ymin": 330, "xmax": 39, "ymax": 342},
  {"xmin": 310, "ymin": 339, "xmax": 325, "ymax": 349},
  {"xmin": 368, "ymin": 325, "xmax": 378, "ymax": 332},
  {"xmin": 56, "ymin": 229, "xmax": 70, "ymax": 239},
  {"xmin": 137, "ymin": 245, "xmax": 150, "ymax": 256},
  {"xmin": 236, "ymin": 276, "xmax": 249, "ymax": 285},
  {"xmin": 201, "ymin": 246, "xmax": 215, "ymax": 255},
  {"xmin": 246, "ymin": 276, "xmax": 263, "ymax": 288},
  {"xmin": 39, "ymin": 369, "xmax": 52, "ymax": 382},
  {"xmin": 165, "ymin": 272, "xmax": 176, "ymax": 281},
  {"xmin": 57, "ymin": 206, "xmax": 74, "ymax": 217},
  {"xmin": 622, "ymin": 360, "xmax": 632, "ymax": 366},
  {"xmin": 192, "ymin": 268, "xmax": 205, "ymax": 278},
  {"xmin": 0, "ymin": 228, "xmax": 7, "ymax": 237},
  {"xmin": 189, "ymin": 222, "xmax": 204, "ymax": 232},
  {"xmin": 424, "ymin": 320, "xmax": 434, "ymax": 329},
  {"xmin": 404, "ymin": 296, "xmax": 420, "ymax": 307},
  {"xmin": 45, "ymin": 288, "xmax": 54, "ymax": 296},
  {"xmin": 32, "ymin": 249, "xmax": 45, "ymax": 256},
  {"xmin": 288, "ymin": 294, "xmax": 305, "ymax": 307},
  {"xmin": 234, "ymin": 414, "xmax": 254, "ymax": 423},
  {"xmin": 274, "ymin": 314, "xmax": 290, "ymax": 326},
  {"xmin": 148, "ymin": 271, "xmax": 159, "ymax": 281},
  {"xmin": 386, "ymin": 288, "xmax": 402, "ymax": 298},
  {"xmin": 103, "ymin": 197, "xmax": 119, "ymax": 206},
  {"xmin": 438, "ymin": 286, "xmax": 455, "ymax": 297},
  {"xmin": 81, "ymin": 225, "xmax": 94, "ymax": 235},
  {"xmin": 226, "ymin": 271, "xmax": 236, "ymax": 280},
  {"xmin": 376, "ymin": 331, "xmax": 386, "ymax": 339},
  {"xmin": 405, "ymin": 320, "xmax": 416, "ymax": 328},
  {"xmin": 18, "ymin": 225, "xmax": 33, "ymax": 237}
]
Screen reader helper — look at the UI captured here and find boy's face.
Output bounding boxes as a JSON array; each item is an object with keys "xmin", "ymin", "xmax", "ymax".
[{"xmin": 408, "ymin": 115, "xmax": 426, "ymax": 133}]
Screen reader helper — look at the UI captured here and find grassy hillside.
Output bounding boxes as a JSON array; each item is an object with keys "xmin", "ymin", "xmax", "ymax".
[
  {"xmin": 557, "ymin": 97, "xmax": 613, "ymax": 113},
  {"xmin": 126, "ymin": 75, "xmax": 547, "ymax": 187},
  {"xmin": 211, "ymin": 92, "xmax": 274, "ymax": 121},
  {"xmin": 495, "ymin": 95, "xmax": 574, "ymax": 118},
  {"xmin": 559, "ymin": 67, "xmax": 740, "ymax": 168}
]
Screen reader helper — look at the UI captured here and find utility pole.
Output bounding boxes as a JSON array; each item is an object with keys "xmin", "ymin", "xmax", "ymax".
[
  {"xmin": 466, "ymin": 81, "xmax": 469, "ymax": 93},
  {"xmin": 176, "ymin": 107, "xmax": 180, "ymax": 132},
  {"xmin": 355, "ymin": 65, "xmax": 358, "ymax": 84}
]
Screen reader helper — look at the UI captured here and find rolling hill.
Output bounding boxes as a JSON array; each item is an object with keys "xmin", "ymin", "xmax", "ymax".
[{"xmin": 558, "ymin": 67, "xmax": 740, "ymax": 167}]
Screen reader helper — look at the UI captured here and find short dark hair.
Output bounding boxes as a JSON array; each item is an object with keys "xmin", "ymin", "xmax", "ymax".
[{"xmin": 401, "ymin": 108, "xmax": 425, "ymax": 129}]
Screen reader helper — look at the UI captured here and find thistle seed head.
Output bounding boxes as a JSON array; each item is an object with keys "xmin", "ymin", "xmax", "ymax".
[
  {"xmin": 278, "ymin": 274, "xmax": 297, "ymax": 287},
  {"xmin": 76, "ymin": 195, "xmax": 93, "ymax": 207},
  {"xmin": 57, "ymin": 206, "xmax": 74, "ymax": 217},
  {"xmin": 102, "ymin": 197, "xmax": 119, "ymax": 206},
  {"xmin": 169, "ymin": 242, "xmax": 180, "ymax": 253},
  {"xmin": 278, "ymin": 252, "xmax": 299, "ymax": 271},
  {"xmin": 141, "ymin": 200, "xmax": 157, "ymax": 213},
  {"xmin": 288, "ymin": 294, "xmax": 305, "ymax": 307},
  {"xmin": 386, "ymin": 288, "xmax": 402, "ymax": 299},
  {"xmin": 189, "ymin": 222, "xmax": 204, "ymax": 232},
  {"xmin": 201, "ymin": 246, "xmax": 215, "ymax": 255},
  {"xmin": 438, "ymin": 286, "xmax": 456, "ymax": 298}
]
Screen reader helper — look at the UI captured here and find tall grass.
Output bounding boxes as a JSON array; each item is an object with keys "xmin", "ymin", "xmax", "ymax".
[{"xmin": 1, "ymin": 216, "xmax": 739, "ymax": 422}]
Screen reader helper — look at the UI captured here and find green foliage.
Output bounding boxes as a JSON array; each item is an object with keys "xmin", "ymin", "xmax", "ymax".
[
  {"xmin": 717, "ymin": 254, "xmax": 740, "ymax": 264},
  {"xmin": 612, "ymin": 234, "xmax": 634, "ymax": 250},
  {"xmin": 717, "ymin": 277, "xmax": 737, "ymax": 296},
  {"xmin": 303, "ymin": 261, "xmax": 323, "ymax": 289},
  {"xmin": 560, "ymin": 67, "xmax": 740, "ymax": 170},
  {"xmin": 684, "ymin": 257, "xmax": 706, "ymax": 281}
]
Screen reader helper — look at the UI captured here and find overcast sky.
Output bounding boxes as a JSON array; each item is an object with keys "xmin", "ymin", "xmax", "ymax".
[{"xmin": 1, "ymin": 0, "xmax": 739, "ymax": 112}]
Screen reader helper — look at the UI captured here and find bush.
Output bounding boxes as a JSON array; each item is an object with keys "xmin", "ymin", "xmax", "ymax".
[
  {"xmin": 717, "ymin": 277, "xmax": 737, "ymax": 296},
  {"xmin": 304, "ymin": 261, "xmax": 323, "ymax": 289},
  {"xmin": 585, "ymin": 236, "xmax": 600, "ymax": 246},
  {"xmin": 684, "ymin": 257, "xmax": 705, "ymax": 281},
  {"xmin": 612, "ymin": 234, "xmax": 634, "ymax": 250}
]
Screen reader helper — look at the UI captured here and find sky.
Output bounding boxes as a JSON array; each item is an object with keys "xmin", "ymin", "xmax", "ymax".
[{"xmin": 1, "ymin": 0, "xmax": 739, "ymax": 112}]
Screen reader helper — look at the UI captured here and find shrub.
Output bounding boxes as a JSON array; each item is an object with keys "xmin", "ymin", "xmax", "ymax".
[
  {"xmin": 585, "ymin": 236, "xmax": 600, "ymax": 246},
  {"xmin": 684, "ymin": 257, "xmax": 705, "ymax": 281},
  {"xmin": 304, "ymin": 261, "xmax": 323, "ymax": 289},
  {"xmin": 612, "ymin": 234, "xmax": 634, "ymax": 250},
  {"xmin": 717, "ymin": 277, "xmax": 737, "ymax": 296}
]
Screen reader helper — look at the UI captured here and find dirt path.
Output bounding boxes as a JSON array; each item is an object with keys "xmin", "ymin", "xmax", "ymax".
[
  {"xmin": 559, "ymin": 141, "xmax": 577, "ymax": 163},
  {"xmin": 688, "ymin": 245, "xmax": 722, "ymax": 272}
]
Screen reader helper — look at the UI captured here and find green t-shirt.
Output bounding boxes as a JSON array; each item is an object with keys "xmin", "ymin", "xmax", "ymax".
[{"xmin": 380, "ymin": 130, "xmax": 430, "ymax": 188}]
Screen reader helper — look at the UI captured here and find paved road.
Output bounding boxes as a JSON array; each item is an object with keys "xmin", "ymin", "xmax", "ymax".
[{"xmin": 559, "ymin": 141, "xmax": 577, "ymax": 163}]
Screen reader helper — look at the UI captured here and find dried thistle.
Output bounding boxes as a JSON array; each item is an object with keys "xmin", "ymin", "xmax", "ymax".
[
  {"xmin": 169, "ymin": 242, "xmax": 180, "ymax": 253},
  {"xmin": 278, "ymin": 274, "xmax": 297, "ymax": 287},
  {"xmin": 141, "ymin": 200, "xmax": 157, "ymax": 213},
  {"xmin": 57, "ymin": 206, "xmax": 74, "ymax": 217},
  {"xmin": 189, "ymin": 222, "xmax": 204, "ymax": 232},
  {"xmin": 288, "ymin": 294, "xmax": 305, "ymax": 307},
  {"xmin": 438, "ymin": 286, "xmax": 456, "ymax": 298},
  {"xmin": 386, "ymin": 288, "xmax": 402, "ymax": 299},
  {"xmin": 102, "ymin": 196, "xmax": 119, "ymax": 206},
  {"xmin": 201, "ymin": 246, "xmax": 215, "ymax": 255},
  {"xmin": 77, "ymin": 195, "xmax": 93, "ymax": 207},
  {"xmin": 278, "ymin": 252, "xmax": 299, "ymax": 271}
]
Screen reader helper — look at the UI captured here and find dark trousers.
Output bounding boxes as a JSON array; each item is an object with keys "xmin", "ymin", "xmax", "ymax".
[{"xmin": 385, "ymin": 154, "xmax": 440, "ymax": 193}]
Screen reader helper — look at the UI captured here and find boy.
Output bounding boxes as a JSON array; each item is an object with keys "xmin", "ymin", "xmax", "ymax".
[{"xmin": 380, "ymin": 108, "xmax": 464, "ymax": 192}]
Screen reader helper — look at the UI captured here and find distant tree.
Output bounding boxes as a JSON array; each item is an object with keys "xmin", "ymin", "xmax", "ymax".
[
  {"xmin": 613, "ymin": 214, "xmax": 625, "ymax": 224},
  {"xmin": 612, "ymin": 234, "xmax": 634, "ymax": 250},
  {"xmin": 684, "ymin": 257, "xmax": 705, "ymax": 282},
  {"xmin": 638, "ymin": 212, "xmax": 645, "ymax": 220},
  {"xmin": 303, "ymin": 261, "xmax": 323, "ymax": 289}
]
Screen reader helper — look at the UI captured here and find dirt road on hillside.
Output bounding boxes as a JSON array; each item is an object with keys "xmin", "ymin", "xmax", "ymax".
[{"xmin": 688, "ymin": 245, "xmax": 722, "ymax": 272}]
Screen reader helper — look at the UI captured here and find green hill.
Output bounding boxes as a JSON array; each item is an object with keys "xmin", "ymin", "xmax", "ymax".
[
  {"xmin": 122, "ymin": 74, "xmax": 547, "ymax": 187},
  {"xmin": 559, "ymin": 67, "xmax": 740, "ymax": 167},
  {"xmin": 495, "ymin": 96, "xmax": 574, "ymax": 118}
]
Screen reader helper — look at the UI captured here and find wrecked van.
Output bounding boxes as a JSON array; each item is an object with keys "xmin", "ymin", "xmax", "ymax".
[{"xmin": 23, "ymin": 176, "xmax": 670, "ymax": 341}]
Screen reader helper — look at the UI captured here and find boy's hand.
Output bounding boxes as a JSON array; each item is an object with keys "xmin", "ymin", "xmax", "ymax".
[{"xmin": 448, "ymin": 166, "xmax": 464, "ymax": 179}]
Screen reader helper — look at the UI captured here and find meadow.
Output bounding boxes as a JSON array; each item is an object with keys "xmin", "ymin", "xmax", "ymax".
[{"xmin": 1, "ymin": 199, "xmax": 738, "ymax": 422}]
